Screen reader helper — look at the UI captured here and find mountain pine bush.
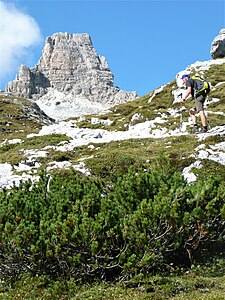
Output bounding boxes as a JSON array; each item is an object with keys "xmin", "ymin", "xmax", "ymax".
[{"xmin": 0, "ymin": 158, "xmax": 224, "ymax": 283}]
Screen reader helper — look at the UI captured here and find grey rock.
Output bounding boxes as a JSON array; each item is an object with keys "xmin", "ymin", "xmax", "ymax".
[
  {"xmin": 210, "ymin": 29, "xmax": 225, "ymax": 59},
  {"xmin": 6, "ymin": 32, "xmax": 137, "ymax": 106},
  {"xmin": 6, "ymin": 65, "xmax": 50, "ymax": 98}
]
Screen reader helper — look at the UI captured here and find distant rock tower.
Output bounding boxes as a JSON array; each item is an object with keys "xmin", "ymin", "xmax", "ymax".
[{"xmin": 6, "ymin": 32, "xmax": 137, "ymax": 104}]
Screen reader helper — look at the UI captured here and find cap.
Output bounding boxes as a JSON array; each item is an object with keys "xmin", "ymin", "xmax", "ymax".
[{"xmin": 181, "ymin": 74, "xmax": 190, "ymax": 80}]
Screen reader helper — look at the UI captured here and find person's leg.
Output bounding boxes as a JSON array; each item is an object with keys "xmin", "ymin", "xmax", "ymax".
[
  {"xmin": 189, "ymin": 108, "xmax": 198, "ymax": 133},
  {"xmin": 199, "ymin": 110, "xmax": 207, "ymax": 127},
  {"xmin": 195, "ymin": 95, "xmax": 208, "ymax": 132},
  {"xmin": 189, "ymin": 108, "xmax": 197, "ymax": 125}
]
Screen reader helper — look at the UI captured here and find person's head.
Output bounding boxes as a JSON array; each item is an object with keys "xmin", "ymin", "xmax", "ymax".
[{"xmin": 181, "ymin": 74, "xmax": 190, "ymax": 83}]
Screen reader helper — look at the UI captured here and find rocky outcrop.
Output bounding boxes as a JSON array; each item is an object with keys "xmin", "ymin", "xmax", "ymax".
[
  {"xmin": 6, "ymin": 65, "xmax": 50, "ymax": 98},
  {"xmin": 6, "ymin": 32, "xmax": 137, "ymax": 105},
  {"xmin": 210, "ymin": 29, "xmax": 225, "ymax": 59},
  {"xmin": 0, "ymin": 92, "xmax": 55, "ymax": 125}
]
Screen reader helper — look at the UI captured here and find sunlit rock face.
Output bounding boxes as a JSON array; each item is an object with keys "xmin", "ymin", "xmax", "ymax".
[{"xmin": 210, "ymin": 29, "xmax": 225, "ymax": 59}]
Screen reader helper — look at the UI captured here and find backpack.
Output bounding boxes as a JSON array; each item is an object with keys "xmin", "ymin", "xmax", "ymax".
[{"xmin": 191, "ymin": 76, "xmax": 211, "ymax": 97}]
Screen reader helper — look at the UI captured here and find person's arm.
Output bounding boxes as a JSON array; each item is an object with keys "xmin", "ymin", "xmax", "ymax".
[{"xmin": 181, "ymin": 87, "xmax": 192, "ymax": 102}]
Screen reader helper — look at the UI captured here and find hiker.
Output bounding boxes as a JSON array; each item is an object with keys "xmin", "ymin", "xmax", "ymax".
[{"xmin": 180, "ymin": 74, "xmax": 209, "ymax": 133}]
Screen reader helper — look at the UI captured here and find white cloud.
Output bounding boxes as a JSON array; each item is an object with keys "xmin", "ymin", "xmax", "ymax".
[{"xmin": 0, "ymin": 1, "xmax": 42, "ymax": 84}]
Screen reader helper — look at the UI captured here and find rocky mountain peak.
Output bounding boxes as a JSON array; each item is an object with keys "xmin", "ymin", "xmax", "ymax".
[
  {"xmin": 37, "ymin": 32, "xmax": 114, "ymax": 93},
  {"xmin": 6, "ymin": 32, "xmax": 137, "ymax": 119}
]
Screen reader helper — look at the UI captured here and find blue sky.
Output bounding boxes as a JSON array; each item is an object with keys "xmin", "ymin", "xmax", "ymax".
[{"xmin": 0, "ymin": 0, "xmax": 224, "ymax": 96}]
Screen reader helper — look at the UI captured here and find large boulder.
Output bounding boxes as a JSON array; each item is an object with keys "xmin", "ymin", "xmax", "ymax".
[{"xmin": 210, "ymin": 29, "xmax": 225, "ymax": 59}]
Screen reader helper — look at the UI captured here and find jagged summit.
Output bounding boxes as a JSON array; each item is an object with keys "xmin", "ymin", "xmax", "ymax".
[
  {"xmin": 36, "ymin": 32, "xmax": 114, "ymax": 94},
  {"xmin": 6, "ymin": 32, "xmax": 137, "ymax": 120}
]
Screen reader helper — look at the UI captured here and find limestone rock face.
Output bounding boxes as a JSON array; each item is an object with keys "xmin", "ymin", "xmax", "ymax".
[
  {"xmin": 210, "ymin": 29, "xmax": 225, "ymax": 59},
  {"xmin": 6, "ymin": 32, "xmax": 137, "ymax": 105},
  {"xmin": 6, "ymin": 65, "xmax": 50, "ymax": 98},
  {"xmin": 38, "ymin": 33, "xmax": 114, "ymax": 94}
]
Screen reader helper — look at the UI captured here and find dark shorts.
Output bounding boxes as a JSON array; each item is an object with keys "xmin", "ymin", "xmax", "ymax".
[{"xmin": 194, "ymin": 94, "xmax": 206, "ymax": 112}]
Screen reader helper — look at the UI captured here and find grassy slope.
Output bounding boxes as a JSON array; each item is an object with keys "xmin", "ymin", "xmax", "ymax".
[
  {"xmin": 69, "ymin": 62, "xmax": 225, "ymax": 182},
  {"xmin": 0, "ymin": 65, "xmax": 225, "ymax": 180}
]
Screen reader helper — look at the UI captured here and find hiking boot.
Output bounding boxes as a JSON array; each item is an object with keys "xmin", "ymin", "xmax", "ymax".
[
  {"xmin": 199, "ymin": 126, "xmax": 208, "ymax": 133},
  {"xmin": 191, "ymin": 126, "xmax": 199, "ymax": 134}
]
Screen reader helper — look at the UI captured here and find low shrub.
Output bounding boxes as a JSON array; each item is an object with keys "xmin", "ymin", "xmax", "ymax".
[{"xmin": 0, "ymin": 157, "xmax": 224, "ymax": 283}]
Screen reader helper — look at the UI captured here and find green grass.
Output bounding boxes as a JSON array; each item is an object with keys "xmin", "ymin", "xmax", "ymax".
[
  {"xmin": 1, "ymin": 264, "xmax": 225, "ymax": 300},
  {"xmin": 0, "ymin": 134, "xmax": 71, "ymax": 165},
  {"xmin": 204, "ymin": 63, "xmax": 225, "ymax": 86},
  {"xmin": 0, "ymin": 95, "xmax": 48, "ymax": 141},
  {"xmin": 0, "ymin": 125, "xmax": 223, "ymax": 183},
  {"xmin": 79, "ymin": 135, "xmax": 200, "ymax": 183}
]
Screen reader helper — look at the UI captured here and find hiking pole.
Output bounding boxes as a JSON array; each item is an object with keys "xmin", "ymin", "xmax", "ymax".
[
  {"xmin": 179, "ymin": 102, "xmax": 183, "ymax": 132},
  {"xmin": 207, "ymin": 119, "xmax": 211, "ymax": 130}
]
